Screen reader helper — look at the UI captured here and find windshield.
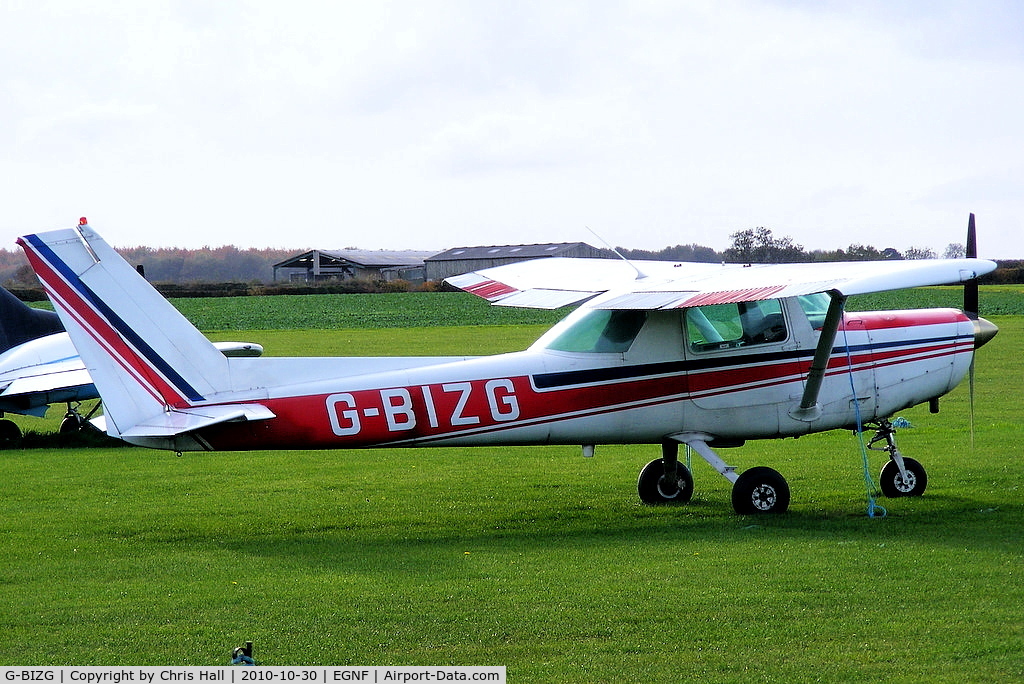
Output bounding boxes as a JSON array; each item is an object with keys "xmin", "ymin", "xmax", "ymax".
[{"xmin": 797, "ymin": 292, "xmax": 832, "ymax": 330}]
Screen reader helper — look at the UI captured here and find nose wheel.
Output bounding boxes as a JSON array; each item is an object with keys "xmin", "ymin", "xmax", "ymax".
[
  {"xmin": 879, "ymin": 457, "xmax": 927, "ymax": 497},
  {"xmin": 868, "ymin": 419, "xmax": 928, "ymax": 498}
]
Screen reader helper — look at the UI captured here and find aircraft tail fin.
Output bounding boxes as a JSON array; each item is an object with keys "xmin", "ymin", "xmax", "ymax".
[
  {"xmin": 17, "ymin": 223, "xmax": 234, "ymax": 438},
  {"xmin": 0, "ymin": 286, "xmax": 65, "ymax": 354}
]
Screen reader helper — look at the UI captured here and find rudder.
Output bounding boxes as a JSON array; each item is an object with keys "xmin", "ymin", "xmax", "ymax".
[{"xmin": 18, "ymin": 223, "xmax": 233, "ymax": 438}]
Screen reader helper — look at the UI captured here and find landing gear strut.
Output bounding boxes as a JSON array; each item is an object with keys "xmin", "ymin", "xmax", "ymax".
[
  {"xmin": 636, "ymin": 433, "xmax": 791, "ymax": 514},
  {"xmin": 868, "ymin": 419, "xmax": 927, "ymax": 497},
  {"xmin": 59, "ymin": 401, "xmax": 102, "ymax": 435}
]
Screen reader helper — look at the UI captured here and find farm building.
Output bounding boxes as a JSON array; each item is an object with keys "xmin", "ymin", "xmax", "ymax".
[
  {"xmin": 273, "ymin": 249, "xmax": 435, "ymax": 284},
  {"xmin": 424, "ymin": 242, "xmax": 606, "ymax": 282}
]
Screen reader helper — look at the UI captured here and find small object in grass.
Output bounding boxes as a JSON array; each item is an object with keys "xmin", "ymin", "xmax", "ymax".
[{"xmin": 232, "ymin": 642, "xmax": 255, "ymax": 665}]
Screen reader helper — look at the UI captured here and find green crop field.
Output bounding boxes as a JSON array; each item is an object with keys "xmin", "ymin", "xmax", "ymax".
[
  {"xmin": 3, "ymin": 291, "xmax": 1022, "ymax": 680},
  {"xmin": 173, "ymin": 292, "xmax": 570, "ymax": 331},
  {"xmin": 27, "ymin": 285, "xmax": 1024, "ymax": 330}
]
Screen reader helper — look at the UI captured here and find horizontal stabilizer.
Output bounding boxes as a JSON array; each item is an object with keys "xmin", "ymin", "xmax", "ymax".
[
  {"xmin": 119, "ymin": 403, "xmax": 276, "ymax": 438},
  {"xmin": 212, "ymin": 341, "xmax": 264, "ymax": 358},
  {"xmin": 1, "ymin": 367, "xmax": 93, "ymax": 399}
]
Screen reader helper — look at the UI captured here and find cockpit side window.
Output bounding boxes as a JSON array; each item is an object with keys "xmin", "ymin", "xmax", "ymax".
[
  {"xmin": 686, "ymin": 299, "xmax": 787, "ymax": 352},
  {"xmin": 544, "ymin": 309, "xmax": 647, "ymax": 353}
]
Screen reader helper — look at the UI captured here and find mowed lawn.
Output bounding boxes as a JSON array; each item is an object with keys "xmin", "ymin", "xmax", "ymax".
[{"xmin": 1, "ymin": 293, "xmax": 1021, "ymax": 680}]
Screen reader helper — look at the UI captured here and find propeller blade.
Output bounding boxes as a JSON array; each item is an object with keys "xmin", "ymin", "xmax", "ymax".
[
  {"xmin": 963, "ymin": 213, "xmax": 992, "ymax": 450},
  {"xmin": 969, "ymin": 355, "xmax": 976, "ymax": 449},
  {"xmin": 966, "ymin": 212, "xmax": 978, "ymax": 258},
  {"xmin": 964, "ymin": 213, "xmax": 979, "ymax": 317},
  {"xmin": 964, "ymin": 213, "xmax": 1000, "ymax": 348}
]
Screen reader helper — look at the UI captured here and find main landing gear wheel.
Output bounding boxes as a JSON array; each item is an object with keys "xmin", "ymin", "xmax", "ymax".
[
  {"xmin": 0, "ymin": 419, "xmax": 21, "ymax": 447},
  {"xmin": 638, "ymin": 458, "xmax": 694, "ymax": 505},
  {"xmin": 879, "ymin": 457, "xmax": 927, "ymax": 498},
  {"xmin": 59, "ymin": 413, "xmax": 84, "ymax": 435},
  {"xmin": 731, "ymin": 466, "xmax": 790, "ymax": 514},
  {"xmin": 57, "ymin": 401, "xmax": 102, "ymax": 435}
]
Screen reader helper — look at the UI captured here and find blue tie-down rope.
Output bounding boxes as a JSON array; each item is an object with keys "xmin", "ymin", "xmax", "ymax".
[{"xmin": 842, "ymin": 326, "xmax": 887, "ymax": 518}]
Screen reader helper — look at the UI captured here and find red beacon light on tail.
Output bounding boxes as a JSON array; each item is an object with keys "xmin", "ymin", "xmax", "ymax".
[{"xmin": 79, "ymin": 217, "xmax": 88, "ymax": 226}]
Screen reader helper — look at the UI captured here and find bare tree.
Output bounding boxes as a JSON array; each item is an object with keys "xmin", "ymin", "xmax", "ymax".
[
  {"xmin": 943, "ymin": 243, "xmax": 966, "ymax": 259},
  {"xmin": 724, "ymin": 227, "xmax": 806, "ymax": 263},
  {"xmin": 904, "ymin": 246, "xmax": 938, "ymax": 260}
]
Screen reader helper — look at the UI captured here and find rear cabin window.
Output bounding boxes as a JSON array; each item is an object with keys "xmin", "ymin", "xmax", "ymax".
[
  {"xmin": 545, "ymin": 309, "xmax": 647, "ymax": 353},
  {"xmin": 686, "ymin": 299, "xmax": 787, "ymax": 352}
]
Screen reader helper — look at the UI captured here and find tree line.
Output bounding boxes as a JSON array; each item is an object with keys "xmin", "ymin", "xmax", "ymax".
[
  {"xmin": 615, "ymin": 227, "xmax": 962, "ymax": 264},
  {"xmin": 2, "ymin": 228, "xmax": 1021, "ymax": 298},
  {"xmin": 0, "ymin": 245, "xmax": 299, "ymax": 290}
]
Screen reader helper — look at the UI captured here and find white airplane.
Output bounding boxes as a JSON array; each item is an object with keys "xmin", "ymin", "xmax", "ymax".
[
  {"xmin": 0, "ymin": 287, "xmax": 90, "ymax": 441},
  {"xmin": 18, "ymin": 219, "xmax": 997, "ymax": 514},
  {"xmin": 0, "ymin": 284, "xmax": 263, "ymax": 443}
]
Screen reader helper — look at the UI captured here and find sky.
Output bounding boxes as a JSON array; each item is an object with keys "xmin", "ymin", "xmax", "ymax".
[{"xmin": 2, "ymin": 0, "xmax": 1022, "ymax": 258}]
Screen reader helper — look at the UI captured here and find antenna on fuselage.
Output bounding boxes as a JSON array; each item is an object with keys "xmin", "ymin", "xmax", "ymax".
[{"xmin": 585, "ymin": 226, "xmax": 649, "ymax": 280}]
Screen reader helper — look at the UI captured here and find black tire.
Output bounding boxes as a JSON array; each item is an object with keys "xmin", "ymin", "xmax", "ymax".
[
  {"xmin": 732, "ymin": 466, "xmax": 790, "ymax": 514},
  {"xmin": 60, "ymin": 414, "xmax": 84, "ymax": 434},
  {"xmin": 879, "ymin": 457, "xmax": 927, "ymax": 497},
  {"xmin": 638, "ymin": 458, "xmax": 694, "ymax": 505},
  {"xmin": 0, "ymin": 419, "xmax": 22, "ymax": 447}
]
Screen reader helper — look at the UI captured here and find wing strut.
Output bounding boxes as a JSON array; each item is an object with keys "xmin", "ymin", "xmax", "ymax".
[{"xmin": 790, "ymin": 291, "xmax": 848, "ymax": 422}]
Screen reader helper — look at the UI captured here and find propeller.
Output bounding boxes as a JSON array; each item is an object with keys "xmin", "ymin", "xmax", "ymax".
[
  {"xmin": 966, "ymin": 214, "xmax": 978, "ymax": 447},
  {"xmin": 965, "ymin": 213, "xmax": 1000, "ymax": 345},
  {"xmin": 964, "ymin": 214, "xmax": 978, "ymax": 305},
  {"xmin": 964, "ymin": 213, "xmax": 999, "ymax": 447}
]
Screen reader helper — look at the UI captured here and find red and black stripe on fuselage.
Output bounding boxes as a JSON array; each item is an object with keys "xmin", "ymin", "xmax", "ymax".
[{"xmin": 182, "ymin": 309, "xmax": 974, "ymax": 451}]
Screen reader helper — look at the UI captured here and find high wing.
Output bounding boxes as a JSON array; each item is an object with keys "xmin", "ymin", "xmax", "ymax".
[
  {"xmin": 448, "ymin": 254, "xmax": 997, "ymax": 426},
  {"xmin": 446, "ymin": 256, "xmax": 997, "ymax": 309}
]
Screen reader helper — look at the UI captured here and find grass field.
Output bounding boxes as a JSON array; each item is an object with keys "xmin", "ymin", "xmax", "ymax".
[{"xmin": 3, "ymin": 292, "xmax": 1022, "ymax": 680}]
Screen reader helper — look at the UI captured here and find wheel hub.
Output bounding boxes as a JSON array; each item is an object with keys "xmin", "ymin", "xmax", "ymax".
[
  {"xmin": 657, "ymin": 475, "xmax": 681, "ymax": 499},
  {"xmin": 895, "ymin": 471, "xmax": 917, "ymax": 493},
  {"xmin": 750, "ymin": 484, "xmax": 777, "ymax": 511}
]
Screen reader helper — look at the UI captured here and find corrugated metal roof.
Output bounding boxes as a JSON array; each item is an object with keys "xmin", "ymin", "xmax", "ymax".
[
  {"xmin": 275, "ymin": 249, "xmax": 435, "ymax": 269},
  {"xmin": 426, "ymin": 242, "xmax": 592, "ymax": 261}
]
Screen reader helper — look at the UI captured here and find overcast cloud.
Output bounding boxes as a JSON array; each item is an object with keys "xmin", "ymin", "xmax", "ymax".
[{"xmin": 2, "ymin": 0, "xmax": 1022, "ymax": 257}]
